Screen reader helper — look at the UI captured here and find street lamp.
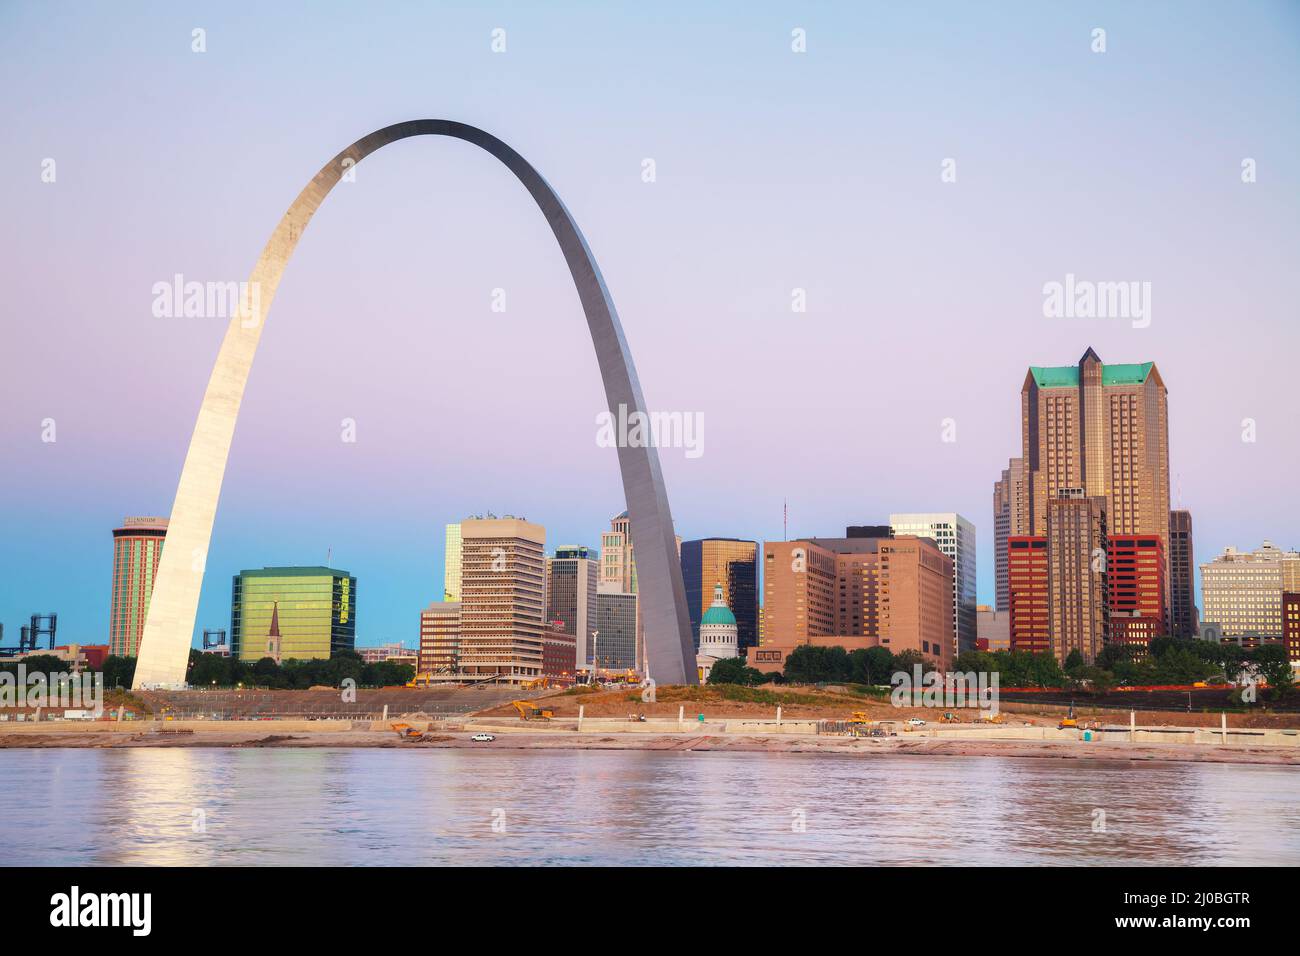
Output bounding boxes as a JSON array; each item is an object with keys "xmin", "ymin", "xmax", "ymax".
[{"xmin": 590, "ymin": 630, "xmax": 598, "ymax": 684}]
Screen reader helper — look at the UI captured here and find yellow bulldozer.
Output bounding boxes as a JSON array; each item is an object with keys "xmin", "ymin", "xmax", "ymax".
[{"xmin": 512, "ymin": 700, "xmax": 555, "ymax": 721}]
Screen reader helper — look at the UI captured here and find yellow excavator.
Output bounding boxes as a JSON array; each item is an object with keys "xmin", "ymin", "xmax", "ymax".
[
  {"xmin": 512, "ymin": 700, "xmax": 555, "ymax": 721},
  {"xmin": 390, "ymin": 722, "xmax": 427, "ymax": 741},
  {"xmin": 520, "ymin": 677, "xmax": 550, "ymax": 690}
]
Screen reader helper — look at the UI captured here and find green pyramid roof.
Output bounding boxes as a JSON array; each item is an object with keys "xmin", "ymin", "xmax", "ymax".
[{"xmin": 1028, "ymin": 362, "xmax": 1153, "ymax": 388}]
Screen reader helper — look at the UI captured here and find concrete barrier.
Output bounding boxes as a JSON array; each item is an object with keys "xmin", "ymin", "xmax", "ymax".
[
  {"xmin": 0, "ymin": 719, "xmax": 357, "ymax": 734},
  {"xmin": 724, "ymin": 720, "xmax": 819, "ymax": 735}
]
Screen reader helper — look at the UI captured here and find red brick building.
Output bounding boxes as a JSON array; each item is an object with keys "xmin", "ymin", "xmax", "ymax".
[
  {"xmin": 1108, "ymin": 534, "xmax": 1166, "ymax": 651},
  {"xmin": 542, "ymin": 623, "xmax": 577, "ymax": 685},
  {"xmin": 1008, "ymin": 536, "xmax": 1049, "ymax": 653}
]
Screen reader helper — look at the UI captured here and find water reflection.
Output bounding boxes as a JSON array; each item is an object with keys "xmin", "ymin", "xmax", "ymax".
[{"xmin": 2, "ymin": 749, "xmax": 1297, "ymax": 866}]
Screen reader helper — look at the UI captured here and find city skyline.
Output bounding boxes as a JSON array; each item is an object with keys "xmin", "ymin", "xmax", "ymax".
[
  {"xmin": 4, "ymin": 1, "xmax": 1298, "ymax": 649},
  {"xmin": 6, "ymin": 334, "xmax": 1294, "ymax": 652},
  {"xmin": 3, "ymin": 1, "xmax": 1300, "ymax": 897}
]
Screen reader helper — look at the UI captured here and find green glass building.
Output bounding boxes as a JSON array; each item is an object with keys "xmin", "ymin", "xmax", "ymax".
[{"xmin": 230, "ymin": 566, "xmax": 357, "ymax": 662}]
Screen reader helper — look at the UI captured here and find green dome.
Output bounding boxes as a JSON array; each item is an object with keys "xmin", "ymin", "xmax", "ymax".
[{"xmin": 701, "ymin": 604, "xmax": 736, "ymax": 626}]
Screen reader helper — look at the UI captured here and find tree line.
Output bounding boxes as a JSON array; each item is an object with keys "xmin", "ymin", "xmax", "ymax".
[
  {"xmin": 707, "ymin": 637, "xmax": 1294, "ymax": 702},
  {"xmin": 2, "ymin": 650, "xmax": 415, "ymax": 690}
]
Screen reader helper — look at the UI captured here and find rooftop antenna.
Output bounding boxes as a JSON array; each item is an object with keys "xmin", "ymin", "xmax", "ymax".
[
  {"xmin": 326, "ymin": 546, "xmax": 332, "ymax": 567},
  {"xmin": 783, "ymin": 498, "xmax": 788, "ymax": 542}
]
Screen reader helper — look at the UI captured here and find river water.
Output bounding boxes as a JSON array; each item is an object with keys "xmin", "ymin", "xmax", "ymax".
[{"xmin": 3, "ymin": 748, "xmax": 1297, "ymax": 865}]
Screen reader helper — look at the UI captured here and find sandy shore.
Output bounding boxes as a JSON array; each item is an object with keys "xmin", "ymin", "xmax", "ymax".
[{"xmin": 3, "ymin": 728, "xmax": 1298, "ymax": 766}]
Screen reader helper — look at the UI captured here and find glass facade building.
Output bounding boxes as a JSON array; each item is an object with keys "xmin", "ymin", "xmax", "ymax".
[
  {"xmin": 1168, "ymin": 509, "xmax": 1197, "ymax": 638},
  {"xmin": 230, "ymin": 566, "xmax": 357, "ymax": 662},
  {"xmin": 594, "ymin": 591, "xmax": 638, "ymax": 670},
  {"xmin": 680, "ymin": 538, "xmax": 758, "ymax": 651},
  {"xmin": 546, "ymin": 545, "xmax": 599, "ymax": 666}
]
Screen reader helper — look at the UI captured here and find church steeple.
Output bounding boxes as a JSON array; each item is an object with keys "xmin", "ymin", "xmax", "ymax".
[{"xmin": 266, "ymin": 601, "xmax": 282, "ymax": 663}]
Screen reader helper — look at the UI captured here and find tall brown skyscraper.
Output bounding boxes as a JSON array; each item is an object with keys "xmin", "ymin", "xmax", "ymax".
[
  {"xmin": 993, "ymin": 457, "xmax": 1028, "ymax": 612},
  {"xmin": 1046, "ymin": 491, "xmax": 1110, "ymax": 663},
  {"xmin": 1022, "ymin": 347, "xmax": 1171, "ymax": 598},
  {"xmin": 1168, "ymin": 509, "xmax": 1196, "ymax": 638}
]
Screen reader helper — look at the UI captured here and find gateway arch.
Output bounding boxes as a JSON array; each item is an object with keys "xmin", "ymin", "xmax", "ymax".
[{"xmin": 132, "ymin": 120, "xmax": 697, "ymax": 688}]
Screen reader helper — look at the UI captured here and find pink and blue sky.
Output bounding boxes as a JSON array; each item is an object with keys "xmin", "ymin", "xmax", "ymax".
[{"xmin": 2, "ymin": 1, "xmax": 1297, "ymax": 647}]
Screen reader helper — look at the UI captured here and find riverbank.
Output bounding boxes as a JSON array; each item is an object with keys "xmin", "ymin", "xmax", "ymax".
[{"xmin": 4, "ymin": 726, "xmax": 1298, "ymax": 766}]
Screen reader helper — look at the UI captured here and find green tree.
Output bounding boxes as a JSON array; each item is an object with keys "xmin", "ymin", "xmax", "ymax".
[
  {"xmin": 252, "ymin": 656, "xmax": 282, "ymax": 687},
  {"xmin": 849, "ymin": 646, "xmax": 895, "ymax": 685},
  {"xmin": 189, "ymin": 652, "xmax": 232, "ymax": 687},
  {"xmin": 953, "ymin": 650, "xmax": 996, "ymax": 676},
  {"xmin": 363, "ymin": 660, "xmax": 415, "ymax": 687},
  {"xmin": 890, "ymin": 649, "xmax": 936, "ymax": 679},
  {"xmin": 1252, "ymin": 644, "xmax": 1294, "ymax": 699},
  {"xmin": 1074, "ymin": 665, "xmax": 1115, "ymax": 694},
  {"xmin": 707, "ymin": 657, "xmax": 767, "ymax": 686},
  {"xmin": 1024, "ymin": 651, "xmax": 1066, "ymax": 688},
  {"xmin": 327, "ymin": 650, "xmax": 365, "ymax": 687},
  {"xmin": 98, "ymin": 655, "xmax": 137, "ymax": 688},
  {"xmin": 1096, "ymin": 642, "xmax": 1135, "ymax": 673},
  {"xmin": 1219, "ymin": 644, "xmax": 1249, "ymax": 684},
  {"xmin": 1150, "ymin": 646, "xmax": 1217, "ymax": 684},
  {"xmin": 783, "ymin": 644, "xmax": 853, "ymax": 684},
  {"xmin": 1063, "ymin": 649, "xmax": 1084, "ymax": 675},
  {"xmin": 1, "ymin": 654, "xmax": 70, "ymax": 677},
  {"xmin": 1147, "ymin": 636, "xmax": 1179, "ymax": 661}
]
